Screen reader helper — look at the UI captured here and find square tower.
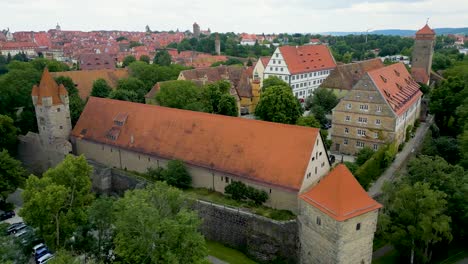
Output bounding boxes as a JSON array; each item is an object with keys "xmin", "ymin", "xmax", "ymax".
[
  {"xmin": 31, "ymin": 68, "xmax": 72, "ymax": 147},
  {"xmin": 411, "ymin": 24, "xmax": 436, "ymax": 84},
  {"xmin": 298, "ymin": 164, "xmax": 382, "ymax": 264}
]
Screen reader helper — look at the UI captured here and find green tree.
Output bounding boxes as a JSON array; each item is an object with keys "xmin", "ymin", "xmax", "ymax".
[
  {"xmin": 139, "ymin": 55, "xmax": 150, "ymax": 64},
  {"xmin": 54, "ymin": 76, "xmax": 78, "ymax": 97},
  {"xmin": 200, "ymin": 80, "xmax": 231, "ymax": 113},
  {"xmin": 69, "ymin": 95, "xmax": 85, "ymax": 126},
  {"xmin": 109, "ymin": 89, "xmax": 139, "ymax": 102},
  {"xmin": 296, "ymin": 115, "xmax": 321, "ymax": 128},
  {"xmin": 47, "ymin": 250, "xmax": 81, "ymax": 264},
  {"xmin": 255, "ymin": 85, "xmax": 303, "ymax": 124},
  {"xmin": 305, "ymin": 88, "xmax": 339, "ymax": 113},
  {"xmin": 153, "ymin": 50, "xmax": 172, "ymax": 66},
  {"xmin": 90, "ymin": 78, "xmax": 112, "ymax": 98},
  {"xmin": 0, "ymin": 223, "xmax": 28, "ymax": 264},
  {"xmin": 115, "ymin": 77, "xmax": 147, "ymax": 103},
  {"xmin": 380, "ymin": 182, "xmax": 452, "ymax": 263},
  {"xmin": 262, "ymin": 76, "xmax": 288, "ymax": 91},
  {"xmin": 122, "ymin": 55, "xmax": 136, "ymax": 67},
  {"xmin": 0, "ymin": 149, "xmax": 27, "ymax": 203},
  {"xmin": 20, "ymin": 155, "xmax": 94, "ymax": 249},
  {"xmin": 0, "ymin": 115, "xmax": 18, "ymax": 154},
  {"xmin": 155, "ymin": 80, "xmax": 203, "ymax": 110},
  {"xmin": 88, "ymin": 196, "xmax": 115, "ymax": 260},
  {"xmin": 113, "ymin": 182, "xmax": 207, "ymax": 263},
  {"xmin": 162, "ymin": 160, "xmax": 192, "ymax": 189},
  {"xmin": 217, "ymin": 93, "xmax": 238, "ymax": 116},
  {"xmin": 356, "ymin": 147, "xmax": 375, "ymax": 166}
]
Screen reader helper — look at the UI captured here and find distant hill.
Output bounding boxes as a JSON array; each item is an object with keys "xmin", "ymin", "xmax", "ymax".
[{"xmin": 321, "ymin": 28, "xmax": 468, "ymax": 36}]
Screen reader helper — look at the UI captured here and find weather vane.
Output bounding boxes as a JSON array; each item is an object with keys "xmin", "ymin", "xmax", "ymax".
[{"xmin": 426, "ymin": 17, "xmax": 430, "ymax": 24}]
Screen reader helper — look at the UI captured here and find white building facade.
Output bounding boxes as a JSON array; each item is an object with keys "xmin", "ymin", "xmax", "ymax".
[{"xmin": 263, "ymin": 45, "xmax": 336, "ymax": 100}]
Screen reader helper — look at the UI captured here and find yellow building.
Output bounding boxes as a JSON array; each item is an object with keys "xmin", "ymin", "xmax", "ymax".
[{"xmin": 331, "ymin": 63, "xmax": 422, "ymax": 155}]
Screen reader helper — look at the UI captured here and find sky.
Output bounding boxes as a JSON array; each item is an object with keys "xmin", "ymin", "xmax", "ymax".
[{"xmin": 1, "ymin": 0, "xmax": 467, "ymax": 33}]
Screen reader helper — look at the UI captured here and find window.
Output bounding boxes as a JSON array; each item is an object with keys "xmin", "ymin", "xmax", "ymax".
[
  {"xmin": 375, "ymin": 119, "xmax": 381, "ymax": 125},
  {"xmin": 275, "ymin": 67, "xmax": 278, "ymax": 71},
  {"xmin": 273, "ymin": 60, "xmax": 276, "ymax": 64},
  {"xmin": 276, "ymin": 53, "xmax": 279, "ymax": 58},
  {"xmin": 373, "ymin": 144, "xmax": 378, "ymax": 150},
  {"xmin": 148, "ymin": 157, "xmax": 150, "ymax": 162},
  {"xmin": 316, "ymin": 139, "xmax": 319, "ymax": 146},
  {"xmin": 295, "ymin": 92, "xmax": 298, "ymax": 97},
  {"xmin": 292, "ymin": 76, "xmax": 295, "ymax": 80},
  {"xmin": 344, "ymin": 138, "xmax": 348, "ymax": 145},
  {"xmin": 313, "ymin": 80, "xmax": 316, "ymax": 84},
  {"xmin": 358, "ymin": 117, "xmax": 367, "ymax": 123},
  {"xmin": 307, "ymin": 172, "xmax": 311, "ymax": 179},
  {"xmin": 345, "ymin": 116, "xmax": 351, "ymax": 122},
  {"xmin": 359, "ymin": 104, "xmax": 369, "ymax": 111},
  {"xmin": 319, "ymin": 152, "xmax": 322, "ymax": 156},
  {"xmin": 270, "ymin": 67, "xmax": 273, "ymax": 71},
  {"xmin": 377, "ymin": 106, "xmax": 382, "ymax": 112},
  {"xmin": 285, "ymin": 76, "xmax": 289, "ymax": 80},
  {"xmin": 225, "ymin": 177, "xmax": 229, "ymax": 183},
  {"xmin": 356, "ymin": 223, "xmax": 361, "ymax": 231},
  {"xmin": 345, "ymin": 128, "xmax": 349, "ymax": 134},
  {"xmin": 357, "ymin": 129, "xmax": 366, "ymax": 137},
  {"xmin": 57, "ymin": 108, "xmax": 61, "ymax": 112},
  {"xmin": 346, "ymin": 103, "xmax": 352, "ymax": 109},
  {"xmin": 314, "ymin": 72, "xmax": 317, "ymax": 76},
  {"xmin": 315, "ymin": 167, "xmax": 317, "ymax": 174},
  {"xmin": 316, "ymin": 217, "xmax": 321, "ymax": 225},
  {"xmin": 280, "ymin": 68, "xmax": 283, "ymax": 72},
  {"xmin": 59, "ymin": 125, "xmax": 63, "ymax": 129},
  {"xmin": 373, "ymin": 132, "xmax": 378, "ymax": 139},
  {"xmin": 356, "ymin": 141, "xmax": 365, "ymax": 148},
  {"xmin": 321, "ymin": 162, "xmax": 325, "ymax": 167}
]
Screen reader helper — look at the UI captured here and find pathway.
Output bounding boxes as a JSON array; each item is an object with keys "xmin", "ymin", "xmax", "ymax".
[
  {"xmin": 367, "ymin": 115, "xmax": 433, "ymax": 197},
  {"xmin": 207, "ymin": 256, "xmax": 229, "ymax": 264}
]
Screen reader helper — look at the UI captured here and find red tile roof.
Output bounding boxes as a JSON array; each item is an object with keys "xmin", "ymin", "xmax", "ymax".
[
  {"xmin": 279, "ymin": 45, "xmax": 336, "ymax": 75},
  {"xmin": 72, "ymin": 97, "xmax": 321, "ymax": 191},
  {"xmin": 368, "ymin": 63, "xmax": 422, "ymax": 116},
  {"xmin": 51, "ymin": 69, "xmax": 129, "ymax": 99},
  {"xmin": 321, "ymin": 58, "xmax": 384, "ymax": 90},
  {"xmin": 416, "ymin": 24, "xmax": 435, "ymax": 35},
  {"xmin": 300, "ymin": 164, "xmax": 382, "ymax": 221},
  {"xmin": 0, "ymin": 42, "xmax": 38, "ymax": 50},
  {"xmin": 32, "ymin": 68, "xmax": 67, "ymax": 105},
  {"xmin": 79, "ymin": 53, "xmax": 115, "ymax": 70},
  {"xmin": 260, "ymin": 56, "xmax": 271, "ymax": 67}
]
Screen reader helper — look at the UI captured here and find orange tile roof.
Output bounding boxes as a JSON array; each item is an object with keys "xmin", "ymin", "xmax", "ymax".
[
  {"xmin": 260, "ymin": 56, "xmax": 271, "ymax": 67},
  {"xmin": 300, "ymin": 164, "xmax": 382, "ymax": 221},
  {"xmin": 72, "ymin": 97, "xmax": 321, "ymax": 191},
  {"xmin": 279, "ymin": 45, "xmax": 336, "ymax": 75},
  {"xmin": 368, "ymin": 63, "xmax": 423, "ymax": 116},
  {"xmin": 32, "ymin": 68, "xmax": 66, "ymax": 105},
  {"xmin": 51, "ymin": 69, "xmax": 129, "ymax": 99},
  {"xmin": 416, "ymin": 24, "xmax": 435, "ymax": 35}
]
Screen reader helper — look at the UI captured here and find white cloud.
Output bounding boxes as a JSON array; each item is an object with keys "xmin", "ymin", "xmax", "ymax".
[{"xmin": 1, "ymin": 0, "xmax": 466, "ymax": 33}]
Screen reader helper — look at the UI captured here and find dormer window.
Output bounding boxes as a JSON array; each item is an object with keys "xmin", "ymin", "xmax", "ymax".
[{"xmin": 380, "ymin": 75, "xmax": 387, "ymax": 83}]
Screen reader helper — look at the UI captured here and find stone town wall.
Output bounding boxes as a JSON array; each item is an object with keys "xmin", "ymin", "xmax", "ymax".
[{"xmin": 193, "ymin": 200, "xmax": 298, "ymax": 263}]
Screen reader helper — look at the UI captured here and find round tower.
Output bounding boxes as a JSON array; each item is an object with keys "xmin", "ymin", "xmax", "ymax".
[
  {"xmin": 215, "ymin": 33, "xmax": 221, "ymax": 55},
  {"xmin": 193, "ymin": 22, "xmax": 200, "ymax": 38}
]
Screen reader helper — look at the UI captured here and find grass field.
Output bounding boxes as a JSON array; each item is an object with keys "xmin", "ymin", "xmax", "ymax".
[{"xmin": 206, "ymin": 240, "xmax": 257, "ymax": 264}]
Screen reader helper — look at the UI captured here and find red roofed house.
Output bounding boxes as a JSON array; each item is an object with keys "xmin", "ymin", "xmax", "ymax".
[
  {"xmin": 253, "ymin": 56, "xmax": 270, "ymax": 87},
  {"xmin": 411, "ymin": 24, "xmax": 436, "ymax": 85},
  {"xmin": 299, "ymin": 164, "xmax": 382, "ymax": 263},
  {"xmin": 263, "ymin": 45, "xmax": 337, "ymax": 100},
  {"xmin": 331, "ymin": 62, "xmax": 422, "ymax": 154},
  {"xmin": 0, "ymin": 42, "xmax": 38, "ymax": 57},
  {"xmin": 30, "ymin": 68, "xmax": 382, "ymax": 262}
]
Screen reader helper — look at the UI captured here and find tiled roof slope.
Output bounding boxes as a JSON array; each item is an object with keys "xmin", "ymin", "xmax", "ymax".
[
  {"xmin": 416, "ymin": 24, "xmax": 435, "ymax": 35},
  {"xmin": 368, "ymin": 63, "xmax": 422, "ymax": 116},
  {"xmin": 300, "ymin": 164, "xmax": 382, "ymax": 221},
  {"xmin": 79, "ymin": 53, "xmax": 115, "ymax": 71},
  {"xmin": 32, "ymin": 68, "xmax": 67, "ymax": 105},
  {"xmin": 72, "ymin": 97, "xmax": 320, "ymax": 191},
  {"xmin": 320, "ymin": 58, "xmax": 384, "ymax": 90},
  {"xmin": 279, "ymin": 45, "xmax": 336, "ymax": 75},
  {"xmin": 51, "ymin": 69, "xmax": 128, "ymax": 99},
  {"xmin": 260, "ymin": 56, "xmax": 271, "ymax": 67}
]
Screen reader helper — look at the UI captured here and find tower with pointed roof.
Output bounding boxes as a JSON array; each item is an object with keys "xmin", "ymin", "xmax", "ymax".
[
  {"xmin": 298, "ymin": 164, "xmax": 382, "ymax": 264},
  {"xmin": 32, "ymin": 68, "xmax": 72, "ymax": 147},
  {"xmin": 215, "ymin": 33, "xmax": 221, "ymax": 55},
  {"xmin": 193, "ymin": 22, "xmax": 200, "ymax": 38},
  {"xmin": 411, "ymin": 24, "xmax": 435, "ymax": 84},
  {"xmin": 56, "ymin": 23, "xmax": 61, "ymax": 31}
]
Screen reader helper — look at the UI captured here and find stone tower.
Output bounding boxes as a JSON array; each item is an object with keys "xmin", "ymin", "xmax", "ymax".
[
  {"xmin": 32, "ymin": 68, "xmax": 72, "ymax": 147},
  {"xmin": 215, "ymin": 33, "xmax": 221, "ymax": 55},
  {"xmin": 56, "ymin": 23, "xmax": 61, "ymax": 31},
  {"xmin": 193, "ymin": 22, "xmax": 200, "ymax": 38},
  {"xmin": 298, "ymin": 164, "xmax": 382, "ymax": 264},
  {"xmin": 411, "ymin": 24, "xmax": 435, "ymax": 83}
]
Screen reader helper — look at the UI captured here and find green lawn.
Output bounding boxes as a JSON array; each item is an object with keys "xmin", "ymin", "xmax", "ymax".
[
  {"xmin": 206, "ymin": 240, "xmax": 257, "ymax": 264},
  {"xmin": 185, "ymin": 188, "xmax": 296, "ymax": 221}
]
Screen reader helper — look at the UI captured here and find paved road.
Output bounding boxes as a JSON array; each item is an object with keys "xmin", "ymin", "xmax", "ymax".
[
  {"xmin": 367, "ymin": 116, "xmax": 433, "ymax": 197},
  {"xmin": 207, "ymin": 256, "xmax": 229, "ymax": 264}
]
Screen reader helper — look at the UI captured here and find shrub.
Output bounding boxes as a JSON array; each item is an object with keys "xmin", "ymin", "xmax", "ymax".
[
  {"xmin": 245, "ymin": 186, "xmax": 268, "ymax": 205},
  {"xmin": 356, "ymin": 147, "xmax": 375, "ymax": 166},
  {"xmin": 405, "ymin": 125, "xmax": 413, "ymax": 142},
  {"xmin": 146, "ymin": 167, "xmax": 164, "ymax": 181},
  {"xmin": 224, "ymin": 181, "xmax": 248, "ymax": 201},
  {"xmin": 161, "ymin": 160, "xmax": 192, "ymax": 189},
  {"xmin": 344, "ymin": 161, "xmax": 359, "ymax": 174}
]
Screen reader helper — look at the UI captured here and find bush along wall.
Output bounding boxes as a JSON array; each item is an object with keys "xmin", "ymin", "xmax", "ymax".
[
  {"xmin": 224, "ymin": 181, "xmax": 269, "ymax": 205},
  {"xmin": 355, "ymin": 143, "xmax": 398, "ymax": 189}
]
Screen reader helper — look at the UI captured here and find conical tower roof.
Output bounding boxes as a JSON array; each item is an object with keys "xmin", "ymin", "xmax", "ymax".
[{"xmin": 32, "ymin": 68, "xmax": 67, "ymax": 105}]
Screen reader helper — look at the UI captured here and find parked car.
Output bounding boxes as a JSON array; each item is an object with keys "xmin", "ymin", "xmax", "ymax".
[
  {"xmin": 322, "ymin": 122, "xmax": 332, "ymax": 129},
  {"xmin": 37, "ymin": 253, "xmax": 54, "ymax": 264},
  {"xmin": 35, "ymin": 247, "xmax": 50, "ymax": 262},
  {"xmin": 6, "ymin": 222, "xmax": 23, "ymax": 234},
  {"xmin": 32, "ymin": 243, "xmax": 46, "ymax": 255},
  {"xmin": 329, "ymin": 155, "xmax": 336, "ymax": 164},
  {"xmin": 0, "ymin": 210, "xmax": 15, "ymax": 220},
  {"xmin": 7, "ymin": 222, "xmax": 26, "ymax": 235}
]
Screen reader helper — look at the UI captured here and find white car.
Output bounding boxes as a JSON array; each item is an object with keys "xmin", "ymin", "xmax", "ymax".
[
  {"xmin": 37, "ymin": 253, "xmax": 54, "ymax": 264},
  {"xmin": 32, "ymin": 243, "xmax": 46, "ymax": 255}
]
